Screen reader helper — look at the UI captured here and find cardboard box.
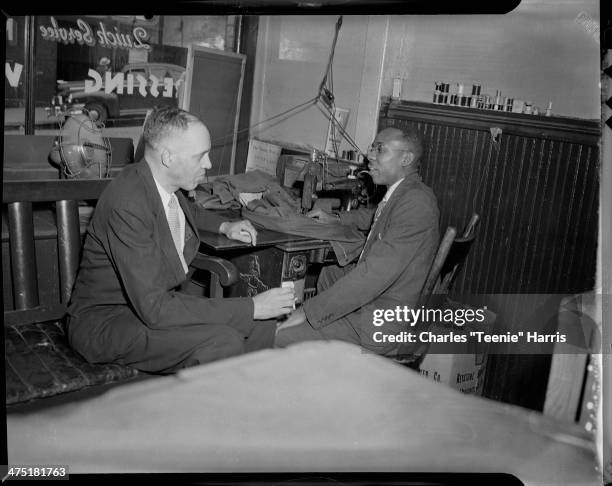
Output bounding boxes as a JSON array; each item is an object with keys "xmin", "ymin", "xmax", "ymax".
[
  {"xmin": 420, "ymin": 352, "xmax": 489, "ymax": 395},
  {"xmin": 418, "ymin": 301, "xmax": 496, "ymax": 395}
]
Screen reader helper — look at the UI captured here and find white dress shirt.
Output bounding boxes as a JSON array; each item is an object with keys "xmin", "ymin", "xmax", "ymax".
[
  {"xmin": 379, "ymin": 177, "xmax": 405, "ymax": 208},
  {"xmin": 153, "ymin": 177, "xmax": 188, "ymax": 273}
]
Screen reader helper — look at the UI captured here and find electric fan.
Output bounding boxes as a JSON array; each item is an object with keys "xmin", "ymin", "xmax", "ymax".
[{"xmin": 49, "ymin": 113, "xmax": 112, "ymax": 179}]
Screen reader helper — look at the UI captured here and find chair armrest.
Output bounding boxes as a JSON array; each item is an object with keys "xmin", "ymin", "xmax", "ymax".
[{"xmin": 190, "ymin": 254, "xmax": 239, "ymax": 287}]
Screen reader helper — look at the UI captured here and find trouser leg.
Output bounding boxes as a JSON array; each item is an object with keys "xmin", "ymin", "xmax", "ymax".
[
  {"xmin": 244, "ymin": 319, "xmax": 278, "ymax": 352},
  {"xmin": 274, "ymin": 316, "xmax": 361, "ymax": 348},
  {"xmin": 316, "ymin": 263, "xmax": 354, "ymax": 293},
  {"xmin": 69, "ymin": 307, "xmax": 246, "ymax": 374},
  {"xmin": 273, "ymin": 263, "xmax": 359, "ymax": 348},
  {"xmin": 119, "ymin": 323, "xmax": 246, "ymax": 373}
]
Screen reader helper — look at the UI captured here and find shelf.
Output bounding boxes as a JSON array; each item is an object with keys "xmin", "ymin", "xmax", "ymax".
[{"xmin": 382, "ymin": 100, "xmax": 601, "ymax": 145}]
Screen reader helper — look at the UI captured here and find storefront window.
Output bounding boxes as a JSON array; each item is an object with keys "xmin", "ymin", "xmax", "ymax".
[{"xmin": 4, "ymin": 15, "xmax": 238, "ymax": 145}]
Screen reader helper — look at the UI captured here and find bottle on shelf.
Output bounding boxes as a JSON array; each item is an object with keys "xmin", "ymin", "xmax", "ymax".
[
  {"xmin": 441, "ymin": 82, "xmax": 449, "ymax": 104},
  {"xmin": 545, "ymin": 101, "xmax": 553, "ymax": 116},
  {"xmin": 433, "ymin": 81, "xmax": 442, "ymax": 104},
  {"xmin": 484, "ymin": 95, "xmax": 492, "ymax": 110},
  {"xmin": 449, "ymin": 83, "xmax": 459, "ymax": 105},
  {"xmin": 493, "ymin": 90, "xmax": 502, "ymax": 110},
  {"xmin": 392, "ymin": 75, "xmax": 402, "ymax": 100},
  {"xmin": 458, "ymin": 83, "xmax": 469, "ymax": 106}
]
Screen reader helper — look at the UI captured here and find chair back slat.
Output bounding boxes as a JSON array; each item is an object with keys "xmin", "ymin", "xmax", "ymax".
[
  {"xmin": 8, "ymin": 201, "xmax": 39, "ymax": 310},
  {"xmin": 56, "ymin": 199, "xmax": 82, "ymax": 304},
  {"xmin": 438, "ymin": 214, "xmax": 480, "ymax": 294},
  {"xmin": 418, "ymin": 226, "xmax": 457, "ymax": 307},
  {"xmin": 418, "ymin": 212, "xmax": 481, "ymax": 307},
  {"xmin": 3, "ymin": 179, "xmax": 111, "ymax": 328},
  {"xmin": 462, "ymin": 213, "xmax": 480, "ymax": 238},
  {"xmin": 438, "ymin": 235, "xmax": 477, "ymax": 293}
]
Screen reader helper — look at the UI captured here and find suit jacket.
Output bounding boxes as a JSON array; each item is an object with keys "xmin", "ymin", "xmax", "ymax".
[
  {"xmin": 68, "ymin": 159, "xmax": 254, "ymax": 337},
  {"xmin": 302, "ymin": 173, "xmax": 439, "ymax": 335}
]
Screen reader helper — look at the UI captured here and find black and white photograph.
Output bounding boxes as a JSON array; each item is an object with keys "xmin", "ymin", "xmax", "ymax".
[{"xmin": 2, "ymin": 1, "xmax": 610, "ymax": 485}]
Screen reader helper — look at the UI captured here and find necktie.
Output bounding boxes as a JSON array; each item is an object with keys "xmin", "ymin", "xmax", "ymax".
[
  {"xmin": 168, "ymin": 195, "xmax": 187, "ymax": 272},
  {"xmin": 358, "ymin": 198, "xmax": 388, "ymax": 263},
  {"xmin": 372, "ymin": 198, "xmax": 388, "ymax": 226}
]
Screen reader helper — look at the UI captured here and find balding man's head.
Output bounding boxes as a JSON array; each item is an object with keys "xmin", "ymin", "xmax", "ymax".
[
  {"xmin": 142, "ymin": 106, "xmax": 212, "ymax": 193},
  {"xmin": 143, "ymin": 106, "xmax": 204, "ymax": 152}
]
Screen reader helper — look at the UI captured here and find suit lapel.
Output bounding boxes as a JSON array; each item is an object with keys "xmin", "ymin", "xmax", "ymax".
[
  {"xmin": 177, "ymin": 191, "xmax": 200, "ymax": 263},
  {"xmin": 137, "ymin": 160, "xmax": 188, "ymax": 283},
  {"xmin": 361, "ymin": 175, "xmax": 421, "ymax": 258}
]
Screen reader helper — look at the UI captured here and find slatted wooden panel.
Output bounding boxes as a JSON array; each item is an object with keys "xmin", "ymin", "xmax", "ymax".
[
  {"xmin": 379, "ymin": 101, "xmax": 600, "ymax": 409},
  {"xmin": 380, "ymin": 104, "xmax": 598, "ymax": 295}
]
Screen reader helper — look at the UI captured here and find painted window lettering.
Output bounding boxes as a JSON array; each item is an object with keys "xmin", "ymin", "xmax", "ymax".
[{"xmin": 47, "ymin": 62, "xmax": 185, "ymax": 123}]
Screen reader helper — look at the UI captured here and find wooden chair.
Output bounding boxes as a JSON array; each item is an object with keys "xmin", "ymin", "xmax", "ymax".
[
  {"xmin": 418, "ymin": 213, "xmax": 480, "ymax": 307},
  {"xmin": 394, "ymin": 213, "xmax": 480, "ymax": 368},
  {"xmin": 3, "ymin": 179, "xmax": 238, "ymax": 406}
]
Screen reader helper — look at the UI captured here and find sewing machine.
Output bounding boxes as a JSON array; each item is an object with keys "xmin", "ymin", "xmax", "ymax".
[
  {"xmin": 276, "ymin": 150, "xmax": 373, "ymax": 213},
  {"xmin": 198, "ymin": 221, "xmax": 331, "ymax": 304},
  {"xmin": 198, "ymin": 149, "xmax": 373, "ymax": 303}
]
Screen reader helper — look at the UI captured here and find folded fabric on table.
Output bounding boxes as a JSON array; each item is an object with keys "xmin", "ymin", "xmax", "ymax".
[
  {"xmin": 193, "ymin": 190, "xmax": 240, "ymax": 210},
  {"xmin": 194, "ymin": 170, "xmax": 365, "ymax": 266},
  {"xmin": 194, "ymin": 170, "xmax": 288, "ymax": 210},
  {"xmin": 241, "ymin": 209, "xmax": 365, "ymax": 266}
]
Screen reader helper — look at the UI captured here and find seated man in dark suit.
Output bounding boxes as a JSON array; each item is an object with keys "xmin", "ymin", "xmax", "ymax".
[
  {"xmin": 275, "ymin": 127, "xmax": 439, "ymax": 356},
  {"xmin": 68, "ymin": 106, "xmax": 295, "ymax": 373}
]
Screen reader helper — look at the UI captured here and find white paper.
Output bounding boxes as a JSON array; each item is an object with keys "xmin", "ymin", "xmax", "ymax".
[
  {"xmin": 245, "ymin": 139, "xmax": 282, "ymax": 177},
  {"xmin": 238, "ymin": 192, "xmax": 263, "ymax": 206}
]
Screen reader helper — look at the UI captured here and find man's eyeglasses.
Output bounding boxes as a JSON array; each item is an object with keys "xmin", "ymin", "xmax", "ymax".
[{"xmin": 367, "ymin": 142, "xmax": 409, "ymax": 156}]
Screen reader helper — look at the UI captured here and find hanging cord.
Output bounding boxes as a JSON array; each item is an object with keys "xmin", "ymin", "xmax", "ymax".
[
  {"xmin": 316, "ymin": 100, "xmax": 363, "ymax": 156},
  {"xmin": 210, "ymin": 15, "xmax": 364, "ymax": 161},
  {"xmin": 318, "ymin": 16, "xmax": 343, "ymax": 99},
  {"xmin": 317, "ymin": 16, "xmax": 366, "ymax": 160},
  {"xmin": 328, "ymin": 65, "xmax": 342, "ymax": 161},
  {"xmin": 211, "ymin": 96, "xmax": 319, "ymax": 146}
]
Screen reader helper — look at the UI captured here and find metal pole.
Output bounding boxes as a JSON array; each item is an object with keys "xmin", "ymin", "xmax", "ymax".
[
  {"xmin": 234, "ymin": 15, "xmax": 243, "ymax": 53},
  {"xmin": 601, "ymin": 46, "xmax": 612, "ymax": 486},
  {"xmin": 24, "ymin": 15, "xmax": 36, "ymax": 135},
  {"xmin": 8, "ymin": 201, "xmax": 39, "ymax": 309},
  {"xmin": 56, "ymin": 199, "xmax": 81, "ymax": 304},
  {"xmin": 158, "ymin": 16, "xmax": 164, "ymax": 46}
]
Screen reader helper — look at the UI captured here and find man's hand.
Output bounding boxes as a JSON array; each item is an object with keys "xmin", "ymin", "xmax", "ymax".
[
  {"xmin": 252, "ymin": 287, "xmax": 296, "ymax": 319},
  {"xmin": 220, "ymin": 220, "xmax": 258, "ymax": 246},
  {"xmin": 306, "ymin": 208, "xmax": 340, "ymax": 224},
  {"xmin": 276, "ymin": 307, "xmax": 307, "ymax": 331}
]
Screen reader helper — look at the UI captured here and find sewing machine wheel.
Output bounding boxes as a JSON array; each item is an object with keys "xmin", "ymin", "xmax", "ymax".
[{"xmin": 302, "ymin": 173, "xmax": 317, "ymax": 211}]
